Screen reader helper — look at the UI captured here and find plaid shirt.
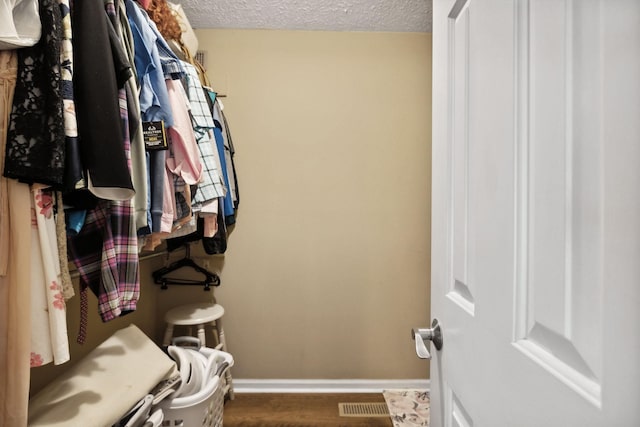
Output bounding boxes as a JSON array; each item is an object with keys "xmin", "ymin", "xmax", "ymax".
[
  {"xmin": 68, "ymin": 199, "xmax": 140, "ymax": 322},
  {"xmin": 182, "ymin": 61, "xmax": 226, "ymax": 207},
  {"xmin": 67, "ymin": 47, "xmax": 140, "ymax": 323}
]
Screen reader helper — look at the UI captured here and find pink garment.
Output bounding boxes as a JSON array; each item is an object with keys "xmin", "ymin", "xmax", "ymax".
[
  {"xmin": 165, "ymin": 78, "xmax": 202, "ymax": 186},
  {"xmin": 158, "ymin": 78, "xmax": 202, "ymax": 242}
]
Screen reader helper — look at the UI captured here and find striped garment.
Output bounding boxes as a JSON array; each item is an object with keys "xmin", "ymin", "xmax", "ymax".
[{"xmin": 182, "ymin": 61, "xmax": 226, "ymax": 207}]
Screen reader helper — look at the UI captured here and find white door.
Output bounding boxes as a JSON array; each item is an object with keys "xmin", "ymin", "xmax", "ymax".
[{"xmin": 427, "ymin": 0, "xmax": 640, "ymax": 426}]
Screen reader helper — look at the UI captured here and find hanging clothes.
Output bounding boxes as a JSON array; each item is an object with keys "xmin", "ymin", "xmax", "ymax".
[
  {"xmin": 181, "ymin": 61, "xmax": 225, "ymax": 238},
  {"xmin": 141, "ymin": 77, "xmax": 202, "ymax": 252},
  {"xmin": 165, "ymin": 90, "xmax": 240, "ymax": 255},
  {"xmin": 165, "ymin": 79, "xmax": 201, "ymax": 186},
  {"xmin": 165, "ymin": 77, "xmax": 202, "ymax": 220},
  {"xmin": 182, "ymin": 61, "xmax": 226, "ymax": 207},
  {"xmin": 71, "ymin": 0, "xmax": 134, "ymax": 201},
  {"xmin": 219, "ymin": 103, "xmax": 240, "ymax": 212},
  {"xmin": 67, "ymin": 198, "xmax": 140, "ymax": 324},
  {"xmin": 58, "ymin": 0, "xmax": 83, "ymax": 192},
  {"xmin": 54, "ymin": 191, "xmax": 74, "ymax": 300},
  {"xmin": 56, "ymin": 0, "xmax": 76, "ymax": 300},
  {"xmin": 4, "ymin": 0, "xmax": 72, "ymax": 370},
  {"xmin": 126, "ymin": 0, "xmax": 175, "ymax": 233},
  {"xmin": 29, "ymin": 187, "xmax": 70, "ymax": 367},
  {"xmin": 115, "ymin": 0, "xmax": 149, "ymax": 233},
  {"xmin": 125, "ymin": 0, "xmax": 175, "ymax": 127},
  {"xmin": 4, "ymin": 0, "xmax": 66, "ymax": 189},
  {"xmin": 65, "ymin": 0, "xmax": 141, "ymax": 341},
  {"xmin": 0, "ymin": 1, "xmax": 242, "ymax": 375},
  {"xmin": 208, "ymin": 98, "xmax": 236, "ymax": 224},
  {"xmin": 0, "ymin": 50, "xmax": 32, "ymax": 427}
]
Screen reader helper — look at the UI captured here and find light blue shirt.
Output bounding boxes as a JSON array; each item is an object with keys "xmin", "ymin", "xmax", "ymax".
[{"xmin": 126, "ymin": 0, "xmax": 174, "ymax": 126}]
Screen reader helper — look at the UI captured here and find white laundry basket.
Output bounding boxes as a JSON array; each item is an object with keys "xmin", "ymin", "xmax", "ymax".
[{"xmin": 158, "ymin": 346, "xmax": 233, "ymax": 427}]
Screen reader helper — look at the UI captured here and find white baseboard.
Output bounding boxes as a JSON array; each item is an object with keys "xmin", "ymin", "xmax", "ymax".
[{"xmin": 232, "ymin": 379, "xmax": 430, "ymax": 394}]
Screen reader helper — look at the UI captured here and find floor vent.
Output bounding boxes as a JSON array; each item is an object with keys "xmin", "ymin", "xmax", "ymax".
[{"xmin": 338, "ymin": 402, "xmax": 390, "ymax": 417}]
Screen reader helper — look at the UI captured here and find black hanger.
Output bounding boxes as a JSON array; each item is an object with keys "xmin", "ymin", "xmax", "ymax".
[{"xmin": 152, "ymin": 244, "xmax": 221, "ymax": 291}]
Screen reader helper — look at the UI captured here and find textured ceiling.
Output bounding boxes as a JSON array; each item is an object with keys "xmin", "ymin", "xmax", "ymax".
[{"xmin": 180, "ymin": 0, "xmax": 433, "ymax": 33}]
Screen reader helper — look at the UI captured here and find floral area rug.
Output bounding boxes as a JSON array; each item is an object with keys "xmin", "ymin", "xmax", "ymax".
[{"xmin": 383, "ymin": 389, "xmax": 430, "ymax": 427}]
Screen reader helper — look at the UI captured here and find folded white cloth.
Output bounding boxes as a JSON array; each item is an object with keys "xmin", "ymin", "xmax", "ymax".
[
  {"xmin": 28, "ymin": 324, "xmax": 177, "ymax": 427},
  {"xmin": 0, "ymin": 0, "xmax": 41, "ymax": 50}
]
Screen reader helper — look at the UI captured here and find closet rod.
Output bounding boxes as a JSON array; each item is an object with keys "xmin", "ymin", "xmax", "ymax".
[{"xmin": 68, "ymin": 249, "xmax": 176, "ymax": 280}]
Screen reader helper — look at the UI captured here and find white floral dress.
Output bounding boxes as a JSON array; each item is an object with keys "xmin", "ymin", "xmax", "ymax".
[{"xmin": 29, "ymin": 186, "xmax": 70, "ymax": 367}]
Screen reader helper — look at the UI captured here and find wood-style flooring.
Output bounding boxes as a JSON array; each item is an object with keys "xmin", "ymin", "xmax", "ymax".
[{"xmin": 222, "ymin": 393, "xmax": 393, "ymax": 427}]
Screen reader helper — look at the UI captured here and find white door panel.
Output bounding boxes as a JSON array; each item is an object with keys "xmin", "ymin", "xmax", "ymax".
[
  {"xmin": 430, "ymin": 0, "xmax": 640, "ymax": 425},
  {"xmin": 513, "ymin": 0, "xmax": 605, "ymax": 406}
]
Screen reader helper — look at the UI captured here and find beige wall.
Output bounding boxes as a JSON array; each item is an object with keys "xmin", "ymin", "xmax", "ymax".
[
  {"xmin": 30, "ymin": 29, "xmax": 432, "ymax": 394},
  {"xmin": 192, "ymin": 29, "xmax": 432, "ymax": 380}
]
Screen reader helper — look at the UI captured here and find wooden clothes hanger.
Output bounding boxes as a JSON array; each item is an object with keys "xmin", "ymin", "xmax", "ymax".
[{"xmin": 152, "ymin": 244, "xmax": 220, "ymax": 290}]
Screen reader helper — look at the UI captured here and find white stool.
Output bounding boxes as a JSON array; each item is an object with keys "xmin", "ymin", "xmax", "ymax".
[{"xmin": 163, "ymin": 302, "xmax": 234, "ymax": 399}]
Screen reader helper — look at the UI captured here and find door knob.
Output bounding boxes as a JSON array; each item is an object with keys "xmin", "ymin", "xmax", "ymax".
[{"xmin": 412, "ymin": 319, "xmax": 443, "ymax": 359}]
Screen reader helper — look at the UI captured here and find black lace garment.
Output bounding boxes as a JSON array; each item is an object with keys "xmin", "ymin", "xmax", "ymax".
[{"xmin": 4, "ymin": 0, "xmax": 66, "ymax": 188}]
